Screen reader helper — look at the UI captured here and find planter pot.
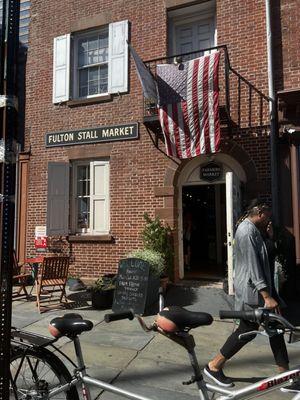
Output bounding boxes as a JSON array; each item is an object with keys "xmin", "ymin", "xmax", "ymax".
[
  {"xmin": 67, "ymin": 277, "xmax": 80, "ymax": 287},
  {"xmin": 91, "ymin": 289, "xmax": 114, "ymax": 310}
]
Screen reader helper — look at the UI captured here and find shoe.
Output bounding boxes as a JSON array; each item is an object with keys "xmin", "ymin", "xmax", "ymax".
[
  {"xmin": 280, "ymin": 381, "xmax": 300, "ymax": 393},
  {"xmin": 204, "ymin": 364, "xmax": 234, "ymax": 387}
]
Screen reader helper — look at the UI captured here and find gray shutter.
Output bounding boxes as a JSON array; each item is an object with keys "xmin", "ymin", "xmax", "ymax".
[
  {"xmin": 47, "ymin": 162, "xmax": 69, "ymax": 236},
  {"xmin": 53, "ymin": 34, "xmax": 70, "ymax": 103},
  {"xmin": 108, "ymin": 20, "xmax": 129, "ymax": 94}
]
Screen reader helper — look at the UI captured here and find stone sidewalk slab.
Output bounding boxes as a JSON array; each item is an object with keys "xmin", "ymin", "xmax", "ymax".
[{"xmin": 11, "ymin": 285, "xmax": 299, "ymax": 400}]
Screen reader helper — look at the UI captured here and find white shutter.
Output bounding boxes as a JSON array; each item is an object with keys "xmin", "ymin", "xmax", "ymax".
[
  {"xmin": 108, "ymin": 20, "xmax": 128, "ymax": 94},
  {"xmin": 53, "ymin": 34, "xmax": 70, "ymax": 103},
  {"xmin": 226, "ymin": 172, "xmax": 242, "ymax": 295},
  {"xmin": 90, "ymin": 161, "xmax": 110, "ymax": 234}
]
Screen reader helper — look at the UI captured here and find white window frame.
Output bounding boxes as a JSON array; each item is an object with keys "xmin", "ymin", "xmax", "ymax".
[
  {"xmin": 71, "ymin": 160, "xmax": 110, "ymax": 235},
  {"xmin": 73, "ymin": 28, "xmax": 109, "ymax": 100}
]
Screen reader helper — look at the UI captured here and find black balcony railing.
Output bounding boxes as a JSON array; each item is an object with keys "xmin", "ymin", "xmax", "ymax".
[{"xmin": 143, "ymin": 45, "xmax": 273, "ymax": 136}]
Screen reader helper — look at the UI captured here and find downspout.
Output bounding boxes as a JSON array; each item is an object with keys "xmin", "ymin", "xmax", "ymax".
[{"xmin": 265, "ymin": 0, "xmax": 279, "ymax": 223}]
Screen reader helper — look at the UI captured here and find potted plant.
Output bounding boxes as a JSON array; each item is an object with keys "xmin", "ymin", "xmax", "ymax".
[
  {"xmin": 91, "ymin": 274, "xmax": 116, "ymax": 310},
  {"xmin": 141, "ymin": 213, "xmax": 174, "ymax": 283}
]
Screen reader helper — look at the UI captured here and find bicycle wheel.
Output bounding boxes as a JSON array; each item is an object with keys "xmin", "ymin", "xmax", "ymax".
[{"xmin": 10, "ymin": 345, "xmax": 79, "ymax": 400}]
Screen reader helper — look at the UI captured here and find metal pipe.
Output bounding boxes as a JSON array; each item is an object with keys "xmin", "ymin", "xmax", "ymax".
[{"xmin": 265, "ymin": 0, "xmax": 279, "ymax": 223}]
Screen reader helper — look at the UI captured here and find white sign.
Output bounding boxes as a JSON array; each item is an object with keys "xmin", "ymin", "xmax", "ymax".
[{"xmin": 35, "ymin": 226, "xmax": 47, "ymax": 238}]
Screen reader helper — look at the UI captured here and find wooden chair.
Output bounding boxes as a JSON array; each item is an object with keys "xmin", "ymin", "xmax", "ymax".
[
  {"xmin": 35, "ymin": 256, "xmax": 70, "ymax": 313},
  {"xmin": 12, "ymin": 251, "xmax": 31, "ymax": 300}
]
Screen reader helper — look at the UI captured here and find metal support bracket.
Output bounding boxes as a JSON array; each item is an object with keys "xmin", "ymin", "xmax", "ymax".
[{"xmin": 0, "ymin": 95, "xmax": 18, "ymax": 110}]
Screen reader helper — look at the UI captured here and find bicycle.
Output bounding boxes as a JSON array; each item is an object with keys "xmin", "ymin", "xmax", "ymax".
[{"xmin": 9, "ymin": 306, "xmax": 300, "ymax": 400}]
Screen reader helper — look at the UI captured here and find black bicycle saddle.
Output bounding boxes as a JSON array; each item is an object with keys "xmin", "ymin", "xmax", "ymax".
[
  {"xmin": 156, "ymin": 306, "xmax": 213, "ymax": 332},
  {"xmin": 49, "ymin": 313, "xmax": 93, "ymax": 338}
]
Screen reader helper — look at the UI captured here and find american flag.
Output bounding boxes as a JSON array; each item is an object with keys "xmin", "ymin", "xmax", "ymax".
[{"xmin": 156, "ymin": 52, "xmax": 221, "ymax": 159}]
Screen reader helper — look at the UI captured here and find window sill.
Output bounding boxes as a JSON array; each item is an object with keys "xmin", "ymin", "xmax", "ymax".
[
  {"xmin": 68, "ymin": 234, "xmax": 114, "ymax": 243},
  {"xmin": 67, "ymin": 95, "xmax": 112, "ymax": 107}
]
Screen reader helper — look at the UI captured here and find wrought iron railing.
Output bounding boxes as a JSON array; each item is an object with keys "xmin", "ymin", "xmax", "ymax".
[{"xmin": 143, "ymin": 45, "xmax": 272, "ymax": 131}]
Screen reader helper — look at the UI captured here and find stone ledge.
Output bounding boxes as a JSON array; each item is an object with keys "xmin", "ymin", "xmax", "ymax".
[
  {"xmin": 68, "ymin": 234, "xmax": 114, "ymax": 243},
  {"xmin": 67, "ymin": 94, "xmax": 112, "ymax": 107}
]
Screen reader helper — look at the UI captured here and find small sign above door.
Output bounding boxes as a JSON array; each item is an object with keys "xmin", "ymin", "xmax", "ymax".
[{"xmin": 200, "ymin": 162, "xmax": 223, "ymax": 182}]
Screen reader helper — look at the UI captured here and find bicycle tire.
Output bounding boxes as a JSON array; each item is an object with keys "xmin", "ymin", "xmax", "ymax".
[{"xmin": 10, "ymin": 345, "xmax": 80, "ymax": 400}]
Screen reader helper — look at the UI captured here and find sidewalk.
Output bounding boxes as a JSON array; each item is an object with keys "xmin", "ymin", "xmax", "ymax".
[{"xmin": 12, "ymin": 284, "xmax": 300, "ymax": 400}]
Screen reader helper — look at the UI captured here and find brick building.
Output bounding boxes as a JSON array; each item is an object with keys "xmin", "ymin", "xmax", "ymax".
[{"xmin": 17, "ymin": 0, "xmax": 299, "ymax": 293}]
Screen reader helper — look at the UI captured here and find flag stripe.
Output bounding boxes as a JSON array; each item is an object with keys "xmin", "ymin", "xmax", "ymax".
[
  {"xmin": 202, "ymin": 55, "xmax": 210, "ymax": 154},
  {"xmin": 213, "ymin": 52, "xmax": 221, "ymax": 152}
]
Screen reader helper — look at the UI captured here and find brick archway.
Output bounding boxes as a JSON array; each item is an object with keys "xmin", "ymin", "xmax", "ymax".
[{"xmin": 154, "ymin": 139, "xmax": 258, "ymax": 281}]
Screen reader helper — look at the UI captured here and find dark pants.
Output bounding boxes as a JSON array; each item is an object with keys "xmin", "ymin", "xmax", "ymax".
[{"xmin": 220, "ymin": 319, "xmax": 289, "ymax": 369}]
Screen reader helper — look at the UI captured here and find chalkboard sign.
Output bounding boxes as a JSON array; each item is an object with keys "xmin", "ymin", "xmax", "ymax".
[{"xmin": 112, "ymin": 258, "xmax": 150, "ymax": 315}]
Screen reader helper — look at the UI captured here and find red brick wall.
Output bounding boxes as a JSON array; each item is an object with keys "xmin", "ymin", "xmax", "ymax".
[
  {"xmin": 274, "ymin": 0, "xmax": 300, "ymax": 90},
  {"xmin": 25, "ymin": 0, "xmax": 273, "ymax": 279}
]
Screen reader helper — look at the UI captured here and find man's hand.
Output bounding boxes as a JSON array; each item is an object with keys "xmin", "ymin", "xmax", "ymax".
[
  {"xmin": 260, "ymin": 290, "xmax": 279, "ymax": 310},
  {"xmin": 264, "ymin": 296, "xmax": 278, "ymax": 310}
]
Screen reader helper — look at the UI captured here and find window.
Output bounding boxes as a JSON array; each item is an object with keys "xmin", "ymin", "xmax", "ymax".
[
  {"xmin": 47, "ymin": 161, "xmax": 110, "ymax": 236},
  {"xmin": 74, "ymin": 28, "xmax": 109, "ymax": 98},
  {"xmin": 168, "ymin": 1, "xmax": 216, "ymax": 60},
  {"xmin": 72, "ymin": 160, "xmax": 110, "ymax": 234},
  {"xmin": 53, "ymin": 20, "xmax": 129, "ymax": 103}
]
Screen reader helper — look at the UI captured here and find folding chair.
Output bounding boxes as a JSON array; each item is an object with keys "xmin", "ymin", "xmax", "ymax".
[
  {"xmin": 35, "ymin": 256, "xmax": 70, "ymax": 313},
  {"xmin": 12, "ymin": 251, "xmax": 31, "ymax": 300}
]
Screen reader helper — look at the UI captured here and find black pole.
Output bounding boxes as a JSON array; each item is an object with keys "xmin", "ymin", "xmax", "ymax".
[{"xmin": 0, "ymin": 0, "xmax": 20, "ymax": 398}]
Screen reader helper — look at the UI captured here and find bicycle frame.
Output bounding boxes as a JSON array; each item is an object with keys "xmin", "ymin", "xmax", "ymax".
[{"xmin": 44, "ymin": 334, "xmax": 300, "ymax": 400}]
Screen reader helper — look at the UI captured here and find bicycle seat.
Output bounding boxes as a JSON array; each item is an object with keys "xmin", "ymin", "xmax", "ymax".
[
  {"xmin": 156, "ymin": 306, "xmax": 213, "ymax": 332},
  {"xmin": 49, "ymin": 313, "xmax": 93, "ymax": 338}
]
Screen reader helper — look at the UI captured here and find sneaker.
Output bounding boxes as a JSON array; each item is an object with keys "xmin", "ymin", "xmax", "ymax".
[
  {"xmin": 204, "ymin": 364, "xmax": 234, "ymax": 387},
  {"xmin": 281, "ymin": 381, "xmax": 300, "ymax": 393}
]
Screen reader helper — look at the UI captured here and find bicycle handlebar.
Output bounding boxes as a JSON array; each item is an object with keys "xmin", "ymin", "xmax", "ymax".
[
  {"xmin": 219, "ymin": 309, "xmax": 300, "ymax": 332},
  {"xmin": 219, "ymin": 310, "xmax": 258, "ymax": 321},
  {"xmin": 104, "ymin": 310, "xmax": 134, "ymax": 323}
]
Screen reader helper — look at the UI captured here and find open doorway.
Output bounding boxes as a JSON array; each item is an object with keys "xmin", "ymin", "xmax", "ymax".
[{"xmin": 182, "ymin": 184, "xmax": 227, "ymax": 280}]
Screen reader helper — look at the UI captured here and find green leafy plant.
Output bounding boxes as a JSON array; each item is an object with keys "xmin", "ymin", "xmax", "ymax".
[
  {"xmin": 141, "ymin": 213, "xmax": 174, "ymax": 278},
  {"xmin": 127, "ymin": 248, "xmax": 165, "ymax": 277},
  {"xmin": 91, "ymin": 274, "xmax": 116, "ymax": 292}
]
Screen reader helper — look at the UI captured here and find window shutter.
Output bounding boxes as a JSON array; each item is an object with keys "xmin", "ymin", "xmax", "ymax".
[
  {"xmin": 108, "ymin": 20, "xmax": 129, "ymax": 94},
  {"xmin": 53, "ymin": 34, "xmax": 70, "ymax": 103},
  {"xmin": 90, "ymin": 161, "xmax": 109, "ymax": 234},
  {"xmin": 47, "ymin": 162, "xmax": 69, "ymax": 235}
]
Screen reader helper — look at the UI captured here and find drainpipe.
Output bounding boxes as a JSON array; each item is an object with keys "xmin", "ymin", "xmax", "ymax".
[{"xmin": 265, "ymin": 0, "xmax": 279, "ymax": 224}]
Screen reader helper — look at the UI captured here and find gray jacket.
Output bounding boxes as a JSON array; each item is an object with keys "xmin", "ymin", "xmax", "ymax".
[{"xmin": 233, "ymin": 218, "xmax": 272, "ymax": 311}]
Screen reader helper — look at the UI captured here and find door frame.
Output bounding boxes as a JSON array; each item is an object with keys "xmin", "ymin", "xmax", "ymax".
[{"xmin": 177, "ymin": 155, "xmax": 246, "ymax": 283}]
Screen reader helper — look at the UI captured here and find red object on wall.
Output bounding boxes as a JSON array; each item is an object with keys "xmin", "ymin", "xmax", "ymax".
[{"xmin": 34, "ymin": 237, "xmax": 47, "ymax": 249}]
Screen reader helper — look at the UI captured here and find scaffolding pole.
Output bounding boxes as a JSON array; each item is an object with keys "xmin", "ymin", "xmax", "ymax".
[{"xmin": 0, "ymin": 0, "xmax": 20, "ymax": 398}]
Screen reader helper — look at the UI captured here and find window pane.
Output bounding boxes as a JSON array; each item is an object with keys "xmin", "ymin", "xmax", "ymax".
[
  {"xmin": 77, "ymin": 198, "xmax": 90, "ymax": 230},
  {"xmin": 76, "ymin": 165, "xmax": 90, "ymax": 231},
  {"xmin": 78, "ymin": 39, "xmax": 88, "ymax": 67},
  {"xmin": 99, "ymin": 32, "xmax": 108, "ymax": 62},
  {"xmin": 77, "ymin": 165, "xmax": 90, "ymax": 196},
  {"xmin": 100, "ymin": 64, "xmax": 108, "ymax": 93},
  {"xmin": 88, "ymin": 36, "xmax": 99, "ymax": 51},
  {"xmin": 79, "ymin": 69, "xmax": 88, "ymax": 97}
]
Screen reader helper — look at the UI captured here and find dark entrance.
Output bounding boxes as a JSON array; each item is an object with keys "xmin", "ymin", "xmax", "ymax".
[{"xmin": 182, "ymin": 184, "xmax": 227, "ymax": 280}]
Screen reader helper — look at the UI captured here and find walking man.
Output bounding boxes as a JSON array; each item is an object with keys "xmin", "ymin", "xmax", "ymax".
[{"xmin": 204, "ymin": 201, "xmax": 289, "ymax": 387}]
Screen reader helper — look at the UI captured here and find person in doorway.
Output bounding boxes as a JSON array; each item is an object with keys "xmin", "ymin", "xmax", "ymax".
[
  {"xmin": 183, "ymin": 210, "xmax": 193, "ymax": 271},
  {"xmin": 204, "ymin": 201, "xmax": 290, "ymax": 387}
]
